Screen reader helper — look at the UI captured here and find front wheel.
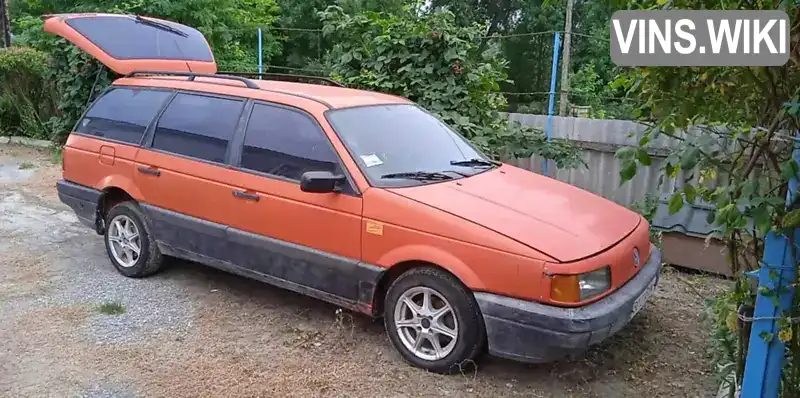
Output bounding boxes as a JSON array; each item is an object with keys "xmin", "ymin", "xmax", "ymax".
[{"xmin": 384, "ymin": 267, "xmax": 486, "ymax": 374}]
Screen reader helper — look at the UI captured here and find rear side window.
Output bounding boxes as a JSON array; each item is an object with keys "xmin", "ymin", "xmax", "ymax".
[
  {"xmin": 76, "ymin": 87, "xmax": 171, "ymax": 145},
  {"xmin": 240, "ymin": 103, "xmax": 341, "ymax": 181},
  {"xmin": 66, "ymin": 16, "xmax": 214, "ymax": 61},
  {"xmin": 152, "ymin": 93, "xmax": 244, "ymax": 163}
]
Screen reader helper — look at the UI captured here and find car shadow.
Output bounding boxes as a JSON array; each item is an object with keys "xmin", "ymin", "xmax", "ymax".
[{"xmin": 154, "ymin": 256, "xmax": 671, "ymax": 381}]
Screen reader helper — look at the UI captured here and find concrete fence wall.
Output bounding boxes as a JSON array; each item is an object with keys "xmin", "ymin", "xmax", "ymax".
[{"xmin": 504, "ymin": 113, "xmax": 690, "ymax": 207}]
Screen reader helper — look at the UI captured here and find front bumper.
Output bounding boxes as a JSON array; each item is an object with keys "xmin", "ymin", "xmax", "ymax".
[{"xmin": 475, "ymin": 246, "xmax": 663, "ymax": 363}]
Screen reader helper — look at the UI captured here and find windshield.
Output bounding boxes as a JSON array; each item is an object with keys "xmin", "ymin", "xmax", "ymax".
[{"xmin": 326, "ymin": 104, "xmax": 495, "ymax": 187}]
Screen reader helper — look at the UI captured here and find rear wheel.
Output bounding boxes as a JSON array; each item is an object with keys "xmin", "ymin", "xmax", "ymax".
[
  {"xmin": 104, "ymin": 201, "xmax": 163, "ymax": 278},
  {"xmin": 384, "ymin": 267, "xmax": 485, "ymax": 374}
]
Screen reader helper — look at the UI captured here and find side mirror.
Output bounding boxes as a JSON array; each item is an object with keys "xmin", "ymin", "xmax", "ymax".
[{"xmin": 300, "ymin": 171, "xmax": 346, "ymax": 193}]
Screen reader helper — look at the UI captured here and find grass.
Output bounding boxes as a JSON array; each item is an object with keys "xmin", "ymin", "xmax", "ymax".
[
  {"xmin": 50, "ymin": 146, "xmax": 62, "ymax": 165},
  {"xmin": 97, "ymin": 301, "xmax": 126, "ymax": 315},
  {"xmin": 18, "ymin": 161, "xmax": 35, "ymax": 170}
]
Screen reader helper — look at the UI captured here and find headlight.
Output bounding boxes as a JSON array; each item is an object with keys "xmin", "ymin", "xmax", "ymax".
[
  {"xmin": 550, "ymin": 266, "xmax": 611, "ymax": 303},
  {"xmin": 578, "ymin": 266, "xmax": 611, "ymax": 300}
]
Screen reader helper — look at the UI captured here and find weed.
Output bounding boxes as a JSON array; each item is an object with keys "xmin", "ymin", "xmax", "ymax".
[
  {"xmin": 97, "ymin": 301, "xmax": 125, "ymax": 315},
  {"xmin": 50, "ymin": 146, "xmax": 63, "ymax": 165},
  {"xmin": 630, "ymin": 194, "xmax": 663, "ymax": 247},
  {"xmin": 18, "ymin": 161, "xmax": 34, "ymax": 170},
  {"xmin": 630, "ymin": 194, "xmax": 659, "ymax": 222}
]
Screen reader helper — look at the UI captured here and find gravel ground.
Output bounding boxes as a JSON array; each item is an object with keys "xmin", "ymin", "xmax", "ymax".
[{"xmin": 0, "ymin": 145, "xmax": 729, "ymax": 397}]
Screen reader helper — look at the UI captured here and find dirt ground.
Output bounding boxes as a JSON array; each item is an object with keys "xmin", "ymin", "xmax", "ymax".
[{"xmin": 0, "ymin": 145, "xmax": 729, "ymax": 398}]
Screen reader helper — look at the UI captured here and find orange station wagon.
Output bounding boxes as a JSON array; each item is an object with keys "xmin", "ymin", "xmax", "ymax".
[{"xmin": 47, "ymin": 13, "xmax": 663, "ymax": 373}]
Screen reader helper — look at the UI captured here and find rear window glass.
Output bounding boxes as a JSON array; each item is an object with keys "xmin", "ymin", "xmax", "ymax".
[
  {"xmin": 152, "ymin": 93, "xmax": 244, "ymax": 163},
  {"xmin": 75, "ymin": 87, "xmax": 172, "ymax": 145},
  {"xmin": 66, "ymin": 16, "xmax": 214, "ymax": 62}
]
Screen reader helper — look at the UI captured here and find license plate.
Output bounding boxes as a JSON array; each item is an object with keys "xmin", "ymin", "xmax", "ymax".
[{"xmin": 630, "ymin": 276, "xmax": 658, "ymax": 320}]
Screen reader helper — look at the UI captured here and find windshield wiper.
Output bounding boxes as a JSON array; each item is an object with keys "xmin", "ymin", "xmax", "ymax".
[
  {"xmin": 449, "ymin": 158, "xmax": 500, "ymax": 167},
  {"xmin": 380, "ymin": 171, "xmax": 455, "ymax": 181},
  {"xmin": 133, "ymin": 15, "xmax": 189, "ymax": 37}
]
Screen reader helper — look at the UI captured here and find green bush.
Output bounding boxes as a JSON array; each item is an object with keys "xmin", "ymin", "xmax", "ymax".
[
  {"xmin": 0, "ymin": 46, "xmax": 58, "ymax": 139},
  {"xmin": 11, "ymin": 16, "xmax": 114, "ymax": 144},
  {"xmin": 9, "ymin": 0, "xmax": 283, "ymax": 143},
  {"xmin": 629, "ymin": 194, "xmax": 663, "ymax": 247},
  {"xmin": 319, "ymin": 6, "xmax": 583, "ymax": 169},
  {"xmin": 10, "ymin": 0, "xmax": 282, "ymax": 72}
]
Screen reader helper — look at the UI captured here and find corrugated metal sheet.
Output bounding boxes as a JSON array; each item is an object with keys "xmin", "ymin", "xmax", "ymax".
[
  {"xmin": 504, "ymin": 113, "xmax": 688, "ymax": 207},
  {"xmin": 509, "ymin": 151, "xmax": 676, "ymax": 207},
  {"xmin": 649, "ymin": 194, "xmax": 755, "ymax": 238},
  {"xmin": 650, "ymin": 194, "xmax": 717, "ymax": 238}
]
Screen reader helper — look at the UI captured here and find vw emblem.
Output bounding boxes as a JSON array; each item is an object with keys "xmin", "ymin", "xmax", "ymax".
[{"xmin": 633, "ymin": 248, "xmax": 641, "ymax": 267}]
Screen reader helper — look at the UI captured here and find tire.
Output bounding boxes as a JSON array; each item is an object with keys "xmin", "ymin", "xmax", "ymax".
[
  {"xmin": 384, "ymin": 267, "xmax": 486, "ymax": 374},
  {"xmin": 103, "ymin": 201, "xmax": 163, "ymax": 278}
]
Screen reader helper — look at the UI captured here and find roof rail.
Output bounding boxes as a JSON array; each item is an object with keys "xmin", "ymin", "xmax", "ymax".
[
  {"xmin": 218, "ymin": 71, "xmax": 344, "ymax": 88},
  {"xmin": 124, "ymin": 70, "xmax": 260, "ymax": 89}
]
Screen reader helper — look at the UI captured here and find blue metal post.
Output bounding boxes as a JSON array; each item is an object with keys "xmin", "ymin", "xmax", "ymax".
[
  {"xmin": 741, "ymin": 135, "xmax": 799, "ymax": 397},
  {"xmin": 544, "ymin": 32, "xmax": 561, "ymax": 177},
  {"xmin": 257, "ymin": 28, "xmax": 263, "ymax": 79}
]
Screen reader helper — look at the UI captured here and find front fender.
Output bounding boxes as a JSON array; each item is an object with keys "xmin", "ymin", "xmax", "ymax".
[{"xmin": 377, "ymin": 244, "xmax": 486, "ymax": 290}]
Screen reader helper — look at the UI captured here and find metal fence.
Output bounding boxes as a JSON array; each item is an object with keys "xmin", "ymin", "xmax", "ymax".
[{"xmin": 504, "ymin": 113, "xmax": 684, "ymax": 208}]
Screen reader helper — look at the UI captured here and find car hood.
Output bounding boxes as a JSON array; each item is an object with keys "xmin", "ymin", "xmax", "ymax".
[{"xmin": 387, "ymin": 164, "xmax": 642, "ymax": 262}]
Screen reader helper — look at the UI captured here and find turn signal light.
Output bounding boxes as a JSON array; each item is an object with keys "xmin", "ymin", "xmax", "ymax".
[{"xmin": 550, "ymin": 274, "xmax": 580, "ymax": 303}]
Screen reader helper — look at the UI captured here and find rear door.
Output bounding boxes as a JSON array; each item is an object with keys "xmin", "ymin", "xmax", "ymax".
[
  {"xmin": 42, "ymin": 13, "xmax": 216, "ymax": 74},
  {"xmin": 133, "ymin": 92, "xmax": 247, "ymax": 261}
]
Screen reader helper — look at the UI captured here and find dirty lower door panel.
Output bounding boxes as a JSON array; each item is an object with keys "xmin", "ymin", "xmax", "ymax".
[
  {"xmin": 140, "ymin": 203, "xmax": 229, "ymax": 261},
  {"xmin": 226, "ymin": 227, "xmax": 381, "ymax": 305}
]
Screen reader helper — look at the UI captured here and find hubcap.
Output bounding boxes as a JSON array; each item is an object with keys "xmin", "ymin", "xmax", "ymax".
[
  {"xmin": 107, "ymin": 215, "xmax": 141, "ymax": 268},
  {"xmin": 394, "ymin": 286, "xmax": 459, "ymax": 361}
]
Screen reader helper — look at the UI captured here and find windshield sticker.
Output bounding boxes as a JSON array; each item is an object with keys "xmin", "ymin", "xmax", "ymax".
[{"xmin": 360, "ymin": 154, "xmax": 384, "ymax": 167}]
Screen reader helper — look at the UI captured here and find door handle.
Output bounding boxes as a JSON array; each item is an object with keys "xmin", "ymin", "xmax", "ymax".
[
  {"xmin": 137, "ymin": 166, "xmax": 161, "ymax": 177},
  {"xmin": 232, "ymin": 189, "xmax": 260, "ymax": 201}
]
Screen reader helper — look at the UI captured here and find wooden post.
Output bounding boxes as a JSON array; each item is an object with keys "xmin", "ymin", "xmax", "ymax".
[
  {"xmin": 0, "ymin": 0, "xmax": 10, "ymax": 48},
  {"xmin": 558, "ymin": 0, "xmax": 574, "ymax": 116}
]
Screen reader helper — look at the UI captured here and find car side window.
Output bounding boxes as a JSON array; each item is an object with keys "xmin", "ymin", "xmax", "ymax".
[
  {"xmin": 152, "ymin": 93, "xmax": 244, "ymax": 163},
  {"xmin": 240, "ymin": 103, "xmax": 342, "ymax": 182},
  {"xmin": 75, "ymin": 87, "xmax": 171, "ymax": 145}
]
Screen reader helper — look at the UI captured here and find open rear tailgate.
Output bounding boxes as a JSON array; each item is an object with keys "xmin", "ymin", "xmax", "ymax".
[{"xmin": 42, "ymin": 13, "xmax": 217, "ymax": 75}]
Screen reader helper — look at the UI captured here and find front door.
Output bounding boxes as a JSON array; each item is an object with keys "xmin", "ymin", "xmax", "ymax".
[
  {"xmin": 225, "ymin": 102, "xmax": 365, "ymax": 302},
  {"xmin": 42, "ymin": 13, "xmax": 217, "ymax": 75}
]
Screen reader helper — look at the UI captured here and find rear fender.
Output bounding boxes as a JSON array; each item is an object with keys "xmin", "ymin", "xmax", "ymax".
[
  {"xmin": 93, "ymin": 175, "xmax": 143, "ymax": 234},
  {"xmin": 96, "ymin": 175, "xmax": 143, "ymax": 200}
]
